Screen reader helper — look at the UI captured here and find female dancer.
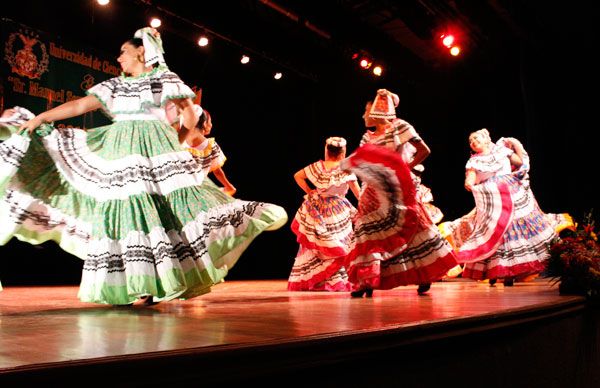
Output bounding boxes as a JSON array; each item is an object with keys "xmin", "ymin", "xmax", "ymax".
[
  {"xmin": 439, "ymin": 128, "xmax": 571, "ymax": 285},
  {"xmin": 1, "ymin": 27, "xmax": 287, "ymax": 305},
  {"xmin": 288, "ymin": 137, "xmax": 360, "ymax": 291},
  {"xmin": 181, "ymin": 105, "xmax": 236, "ymax": 196},
  {"xmin": 342, "ymin": 89, "xmax": 457, "ymax": 297}
]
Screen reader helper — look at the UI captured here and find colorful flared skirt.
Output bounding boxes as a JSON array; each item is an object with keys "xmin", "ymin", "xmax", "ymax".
[
  {"xmin": 0, "ymin": 121, "xmax": 287, "ymax": 304},
  {"xmin": 341, "ymin": 144, "xmax": 457, "ymax": 290}
]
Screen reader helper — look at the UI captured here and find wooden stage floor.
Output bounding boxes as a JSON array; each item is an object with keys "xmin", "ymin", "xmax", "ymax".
[
  {"xmin": 0, "ymin": 278, "xmax": 580, "ymax": 367},
  {"xmin": 1, "ymin": 278, "xmax": 594, "ymax": 387}
]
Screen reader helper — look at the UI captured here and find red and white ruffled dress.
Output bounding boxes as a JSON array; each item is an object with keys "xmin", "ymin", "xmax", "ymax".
[
  {"xmin": 341, "ymin": 120, "xmax": 457, "ymax": 290},
  {"xmin": 288, "ymin": 161, "xmax": 357, "ymax": 291},
  {"xmin": 439, "ymin": 139, "xmax": 571, "ymax": 280}
]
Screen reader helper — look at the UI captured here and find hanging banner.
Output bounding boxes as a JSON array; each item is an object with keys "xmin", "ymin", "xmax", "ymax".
[{"xmin": 1, "ymin": 18, "xmax": 120, "ymax": 129}]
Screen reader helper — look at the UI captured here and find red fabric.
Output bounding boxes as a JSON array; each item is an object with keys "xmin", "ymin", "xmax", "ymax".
[
  {"xmin": 462, "ymin": 260, "xmax": 546, "ymax": 280},
  {"xmin": 346, "ymin": 144, "xmax": 418, "ymax": 262},
  {"xmin": 379, "ymin": 253, "xmax": 457, "ymax": 288},
  {"xmin": 457, "ymin": 181, "xmax": 513, "ymax": 263}
]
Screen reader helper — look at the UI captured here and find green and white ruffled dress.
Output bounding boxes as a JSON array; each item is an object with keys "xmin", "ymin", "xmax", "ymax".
[{"xmin": 0, "ymin": 67, "xmax": 287, "ymax": 304}]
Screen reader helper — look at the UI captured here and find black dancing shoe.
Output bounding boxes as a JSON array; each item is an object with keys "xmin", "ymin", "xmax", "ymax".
[
  {"xmin": 142, "ymin": 295, "xmax": 159, "ymax": 306},
  {"xmin": 503, "ymin": 278, "xmax": 514, "ymax": 287},
  {"xmin": 489, "ymin": 278, "xmax": 497, "ymax": 287},
  {"xmin": 365, "ymin": 288, "xmax": 374, "ymax": 298},
  {"xmin": 417, "ymin": 283, "xmax": 431, "ymax": 295}
]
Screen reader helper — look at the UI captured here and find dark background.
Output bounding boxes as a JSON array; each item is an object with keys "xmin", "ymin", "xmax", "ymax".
[{"xmin": 1, "ymin": 0, "xmax": 596, "ymax": 285}]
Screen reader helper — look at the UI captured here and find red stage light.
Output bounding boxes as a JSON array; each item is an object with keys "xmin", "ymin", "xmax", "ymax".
[{"xmin": 442, "ymin": 34, "xmax": 455, "ymax": 48}]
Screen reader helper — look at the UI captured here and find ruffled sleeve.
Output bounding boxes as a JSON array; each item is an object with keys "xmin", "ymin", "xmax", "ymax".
[
  {"xmin": 393, "ymin": 118, "xmax": 420, "ymax": 144},
  {"xmin": 87, "ymin": 77, "xmax": 118, "ymax": 116},
  {"xmin": 465, "ymin": 155, "xmax": 484, "ymax": 171},
  {"xmin": 304, "ymin": 161, "xmax": 357, "ymax": 190},
  {"xmin": 494, "ymin": 143, "xmax": 513, "ymax": 159},
  {"xmin": 86, "ymin": 68, "xmax": 195, "ymax": 118},
  {"xmin": 466, "ymin": 144, "xmax": 514, "ymax": 175},
  {"xmin": 156, "ymin": 70, "xmax": 196, "ymax": 104}
]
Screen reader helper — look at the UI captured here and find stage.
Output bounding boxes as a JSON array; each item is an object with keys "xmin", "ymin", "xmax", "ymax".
[{"xmin": 0, "ymin": 279, "xmax": 598, "ymax": 387}]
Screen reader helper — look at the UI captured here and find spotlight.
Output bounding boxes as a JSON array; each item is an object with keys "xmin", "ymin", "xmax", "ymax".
[
  {"xmin": 450, "ymin": 46, "xmax": 461, "ymax": 56},
  {"xmin": 437, "ymin": 27, "xmax": 465, "ymax": 57},
  {"xmin": 359, "ymin": 57, "xmax": 372, "ymax": 69},
  {"xmin": 274, "ymin": 72, "xmax": 282, "ymax": 80},
  {"xmin": 150, "ymin": 18, "xmax": 161, "ymax": 28},
  {"xmin": 441, "ymin": 34, "xmax": 455, "ymax": 48},
  {"xmin": 240, "ymin": 55, "xmax": 250, "ymax": 64},
  {"xmin": 97, "ymin": 0, "xmax": 109, "ymax": 5},
  {"xmin": 198, "ymin": 36, "xmax": 209, "ymax": 47},
  {"xmin": 372, "ymin": 66, "xmax": 383, "ymax": 76}
]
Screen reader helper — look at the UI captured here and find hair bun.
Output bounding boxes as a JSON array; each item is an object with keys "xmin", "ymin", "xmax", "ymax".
[{"xmin": 326, "ymin": 136, "xmax": 347, "ymax": 147}]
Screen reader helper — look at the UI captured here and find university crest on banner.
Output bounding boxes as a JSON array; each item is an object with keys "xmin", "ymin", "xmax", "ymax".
[{"xmin": 4, "ymin": 29, "xmax": 49, "ymax": 80}]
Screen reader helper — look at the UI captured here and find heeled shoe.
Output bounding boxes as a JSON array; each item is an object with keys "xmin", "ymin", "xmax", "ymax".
[
  {"xmin": 142, "ymin": 295, "xmax": 159, "ymax": 305},
  {"xmin": 489, "ymin": 278, "xmax": 497, "ymax": 287},
  {"xmin": 417, "ymin": 283, "xmax": 431, "ymax": 295},
  {"xmin": 503, "ymin": 278, "xmax": 514, "ymax": 287},
  {"xmin": 112, "ymin": 303, "xmax": 134, "ymax": 307},
  {"xmin": 351, "ymin": 288, "xmax": 374, "ymax": 298}
]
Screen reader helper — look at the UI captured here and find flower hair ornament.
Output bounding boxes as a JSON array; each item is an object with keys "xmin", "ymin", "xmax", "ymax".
[
  {"xmin": 473, "ymin": 128, "xmax": 492, "ymax": 144},
  {"xmin": 369, "ymin": 89, "xmax": 400, "ymax": 120},
  {"xmin": 134, "ymin": 27, "xmax": 166, "ymax": 68},
  {"xmin": 326, "ymin": 136, "xmax": 347, "ymax": 148}
]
